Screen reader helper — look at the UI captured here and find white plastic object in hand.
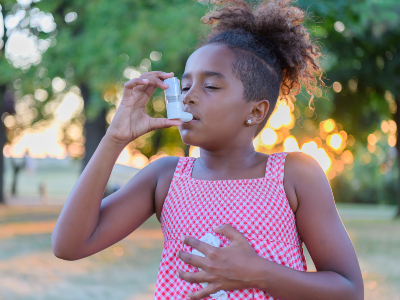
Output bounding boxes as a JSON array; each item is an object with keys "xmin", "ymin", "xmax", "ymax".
[
  {"xmin": 191, "ymin": 233, "xmax": 228, "ymax": 300},
  {"xmin": 163, "ymin": 77, "xmax": 193, "ymax": 122}
]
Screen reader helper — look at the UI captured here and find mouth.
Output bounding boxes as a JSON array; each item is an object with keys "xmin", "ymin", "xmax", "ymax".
[
  {"xmin": 184, "ymin": 111, "xmax": 199, "ymax": 121},
  {"xmin": 181, "ymin": 115, "xmax": 199, "ymax": 125}
]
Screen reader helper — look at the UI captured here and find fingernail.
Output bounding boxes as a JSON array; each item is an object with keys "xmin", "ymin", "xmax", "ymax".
[
  {"xmin": 180, "ymin": 235, "xmax": 185, "ymax": 243},
  {"xmin": 186, "ymin": 296, "xmax": 191, "ymax": 300}
]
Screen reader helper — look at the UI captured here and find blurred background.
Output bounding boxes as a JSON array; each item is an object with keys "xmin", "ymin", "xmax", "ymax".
[{"xmin": 0, "ymin": 0, "xmax": 399, "ymax": 299}]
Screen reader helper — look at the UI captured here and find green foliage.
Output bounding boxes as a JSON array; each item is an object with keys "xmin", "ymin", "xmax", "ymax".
[
  {"xmin": 35, "ymin": 0, "xmax": 208, "ymax": 92},
  {"xmin": 331, "ymin": 139, "xmax": 398, "ymax": 205},
  {"xmin": 3, "ymin": 0, "xmax": 400, "ymax": 205},
  {"xmin": 298, "ymin": 0, "xmax": 400, "ymax": 138},
  {"xmin": 296, "ymin": 0, "xmax": 400, "ymax": 204},
  {"xmin": 32, "ymin": 0, "xmax": 208, "ymax": 156}
]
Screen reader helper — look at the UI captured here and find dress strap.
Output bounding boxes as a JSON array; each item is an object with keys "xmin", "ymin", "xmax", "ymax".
[
  {"xmin": 173, "ymin": 157, "xmax": 195, "ymax": 177},
  {"xmin": 265, "ymin": 152, "xmax": 289, "ymax": 179},
  {"xmin": 264, "ymin": 153, "xmax": 274, "ymax": 177}
]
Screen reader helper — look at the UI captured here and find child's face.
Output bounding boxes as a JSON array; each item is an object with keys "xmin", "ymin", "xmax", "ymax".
[{"xmin": 179, "ymin": 44, "xmax": 254, "ymax": 150}]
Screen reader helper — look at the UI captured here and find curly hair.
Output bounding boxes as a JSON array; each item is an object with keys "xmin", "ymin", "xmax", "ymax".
[{"xmin": 196, "ymin": 0, "xmax": 324, "ymax": 136}]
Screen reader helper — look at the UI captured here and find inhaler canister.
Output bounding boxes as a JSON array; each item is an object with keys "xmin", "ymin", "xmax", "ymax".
[{"xmin": 163, "ymin": 77, "xmax": 193, "ymax": 122}]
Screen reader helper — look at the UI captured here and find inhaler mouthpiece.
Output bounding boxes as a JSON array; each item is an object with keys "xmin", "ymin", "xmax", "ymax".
[{"xmin": 163, "ymin": 77, "xmax": 193, "ymax": 122}]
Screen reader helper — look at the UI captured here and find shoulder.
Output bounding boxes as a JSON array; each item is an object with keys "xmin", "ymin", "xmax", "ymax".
[
  {"xmin": 284, "ymin": 151, "xmax": 326, "ymax": 183},
  {"xmin": 139, "ymin": 155, "xmax": 181, "ymax": 177},
  {"xmin": 129, "ymin": 156, "xmax": 180, "ymax": 194},
  {"xmin": 284, "ymin": 150, "xmax": 336, "ymax": 213},
  {"xmin": 283, "ymin": 151, "xmax": 328, "ymax": 212},
  {"xmin": 147, "ymin": 155, "xmax": 181, "ymax": 172}
]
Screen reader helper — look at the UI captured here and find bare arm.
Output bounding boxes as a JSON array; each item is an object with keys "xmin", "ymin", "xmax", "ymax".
[
  {"xmin": 51, "ymin": 71, "xmax": 182, "ymax": 260},
  {"xmin": 250, "ymin": 152, "xmax": 364, "ymax": 299}
]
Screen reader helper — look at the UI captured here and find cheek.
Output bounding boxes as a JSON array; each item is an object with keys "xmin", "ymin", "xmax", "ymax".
[{"xmin": 203, "ymin": 108, "xmax": 221, "ymax": 122}]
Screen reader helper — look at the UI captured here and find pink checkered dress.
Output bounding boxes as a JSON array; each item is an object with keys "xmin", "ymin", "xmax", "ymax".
[{"xmin": 154, "ymin": 152, "xmax": 307, "ymax": 299}]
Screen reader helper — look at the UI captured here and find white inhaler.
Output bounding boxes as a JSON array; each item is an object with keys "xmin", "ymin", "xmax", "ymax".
[{"xmin": 163, "ymin": 77, "xmax": 193, "ymax": 122}]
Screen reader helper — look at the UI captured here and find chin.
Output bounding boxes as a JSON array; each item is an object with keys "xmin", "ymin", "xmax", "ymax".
[{"xmin": 179, "ymin": 128, "xmax": 203, "ymax": 147}]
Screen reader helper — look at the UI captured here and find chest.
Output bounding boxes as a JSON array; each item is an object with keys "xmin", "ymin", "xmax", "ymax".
[
  {"xmin": 160, "ymin": 177, "xmax": 299, "ymax": 246},
  {"xmin": 155, "ymin": 170, "xmax": 298, "ymax": 222}
]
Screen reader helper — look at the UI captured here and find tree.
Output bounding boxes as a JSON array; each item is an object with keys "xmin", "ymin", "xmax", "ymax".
[
  {"xmin": 34, "ymin": 0, "xmax": 209, "ymax": 169},
  {"xmin": 297, "ymin": 0, "xmax": 400, "ymax": 214},
  {"xmin": 0, "ymin": 0, "xmax": 56, "ymax": 201}
]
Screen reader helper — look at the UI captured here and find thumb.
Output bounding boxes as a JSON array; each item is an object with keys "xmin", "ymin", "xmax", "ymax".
[
  {"xmin": 213, "ymin": 224, "xmax": 245, "ymax": 242},
  {"xmin": 149, "ymin": 117, "xmax": 182, "ymax": 131}
]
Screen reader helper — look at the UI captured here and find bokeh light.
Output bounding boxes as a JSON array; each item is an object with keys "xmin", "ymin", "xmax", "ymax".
[
  {"xmin": 283, "ymin": 136, "xmax": 300, "ymax": 152},
  {"xmin": 189, "ymin": 146, "xmax": 200, "ymax": 158},
  {"xmin": 150, "ymin": 51, "xmax": 162, "ymax": 61},
  {"xmin": 260, "ymin": 128, "xmax": 277, "ymax": 146},
  {"xmin": 327, "ymin": 133, "xmax": 343, "ymax": 150},
  {"xmin": 333, "ymin": 82, "xmax": 342, "ymax": 93},
  {"xmin": 55, "ymin": 92, "xmax": 83, "ymax": 122},
  {"xmin": 334, "ymin": 21, "xmax": 345, "ymax": 32},
  {"xmin": 322, "ymin": 119, "xmax": 335, "ymax": 133}
]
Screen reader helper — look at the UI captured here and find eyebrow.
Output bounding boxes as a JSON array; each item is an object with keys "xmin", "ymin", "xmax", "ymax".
[{"xmin": 182, "ymin": 70, "xmax": 227, "ymax": 81}]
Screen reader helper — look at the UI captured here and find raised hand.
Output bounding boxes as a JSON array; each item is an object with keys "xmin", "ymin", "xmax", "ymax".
[
  {"xmin": 177, "ymin": 224, "xmax": 263, "ymax": 300},
  {"xmin": 106, "ymin": 71, "xmax": 182, "ymax": 147}
]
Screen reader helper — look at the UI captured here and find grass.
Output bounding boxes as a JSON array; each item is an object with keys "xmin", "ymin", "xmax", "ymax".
[
  {"xmin": 0, "ymin": 206, "xmax": 162, "ymax": 300},
  {"xmin": 0, "ymin": 204, "xmax": 399, "ymax": 300}
]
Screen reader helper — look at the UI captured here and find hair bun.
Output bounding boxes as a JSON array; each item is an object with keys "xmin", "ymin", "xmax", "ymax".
[{"xmin": 199, "ymin": 0, "xmax": 324, "ymax": 104}]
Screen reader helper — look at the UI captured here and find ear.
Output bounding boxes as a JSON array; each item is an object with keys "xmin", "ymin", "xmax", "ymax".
[{"xmin": 248, "ymin": 100, "xmax": 270, "ymax": 125}]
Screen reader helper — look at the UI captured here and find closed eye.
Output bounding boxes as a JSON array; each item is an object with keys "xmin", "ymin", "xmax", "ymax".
[{"xmin": 182, "ymin": 86, "xmax": 219, "ymax": 92}]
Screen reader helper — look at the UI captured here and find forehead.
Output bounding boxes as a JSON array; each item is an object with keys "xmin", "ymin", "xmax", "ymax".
[{"xmin": 183, "ymin": 44, "xmax": 235, "ymax": 80}]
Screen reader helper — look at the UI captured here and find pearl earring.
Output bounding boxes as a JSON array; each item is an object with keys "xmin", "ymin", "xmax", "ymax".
[{"xmin": 247, "ymin": 119, "xmax": 252, "ymax": 124}]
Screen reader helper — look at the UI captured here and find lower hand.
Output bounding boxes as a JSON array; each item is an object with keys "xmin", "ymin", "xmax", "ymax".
[{"xmin": 177, "ymin": 224, "xmax": 262, "ymax": 300}]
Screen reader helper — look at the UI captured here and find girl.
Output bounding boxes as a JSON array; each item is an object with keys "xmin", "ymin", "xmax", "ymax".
[{"xmin": 51, "ymin": 0, "xmax": 364, "ymax": 299}]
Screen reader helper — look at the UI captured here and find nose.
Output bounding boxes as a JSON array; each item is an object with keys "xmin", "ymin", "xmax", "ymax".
[{"xmin": 182, "ymin": 87, "xmax": 197, "ymax": 106}]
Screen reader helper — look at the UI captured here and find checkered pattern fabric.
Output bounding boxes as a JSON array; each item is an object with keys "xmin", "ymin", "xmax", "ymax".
[{"xmin": 154, "ymin": 152, "xmax": 307, "ymax": 299}]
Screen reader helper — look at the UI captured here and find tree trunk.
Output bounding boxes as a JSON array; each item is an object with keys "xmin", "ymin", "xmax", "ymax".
[
  {"xmin": 395, "ymin": 97, "xmax": 400, "ymax": 217},
  {"xmin": 0, "ymin": 85, "xmax": 6, "ymax": 203},
  {"xmin": 0, "ymin": 84, "xmax": 15, "ymax": 203},
  {"xmin": 80, "ymin": 83, "xmax": 107, "ymax": 171}
]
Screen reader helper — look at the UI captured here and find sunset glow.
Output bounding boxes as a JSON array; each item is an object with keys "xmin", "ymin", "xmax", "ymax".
[{"xmin": 5, "ymin": 79, "xmax": 395, "ymax": 180}]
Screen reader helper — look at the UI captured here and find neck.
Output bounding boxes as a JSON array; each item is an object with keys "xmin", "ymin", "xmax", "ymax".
[{"xmin": 198, "ymin": 144, "xmax": 257, "ymax": 172}]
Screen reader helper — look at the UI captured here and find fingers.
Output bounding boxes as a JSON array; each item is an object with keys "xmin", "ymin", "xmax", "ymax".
[
  {"xmin": 124, "ymin": 71, "xmax": 174, "ymax": 89},
  {"xmin": 186, "ymin": 283, "xmax": 222, "ymax": 300},
  {"xmin": 178, "ymin": 250, "xmax": 205, "ymax": 269},
  {"xmin": 122, "ymin": 78, "xmax": 150, "ymax": 100},
  {"xmin": 143, "ymin": 71, "xmax": 175, "ymax": 79},
  {"xmin": 123, "ymin": 71, "xmax": 174, "ymax": 99},
  {"xmin": 181, "ymin": 236, "xmax": 216, "ymax": 257},
  {"xmin": 177, "ymin": 270, "xmax": 209, "ymax": 284},
  {"xmin": 213, "ymin": 224, "xmax": 246, "ymax": 242}
]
